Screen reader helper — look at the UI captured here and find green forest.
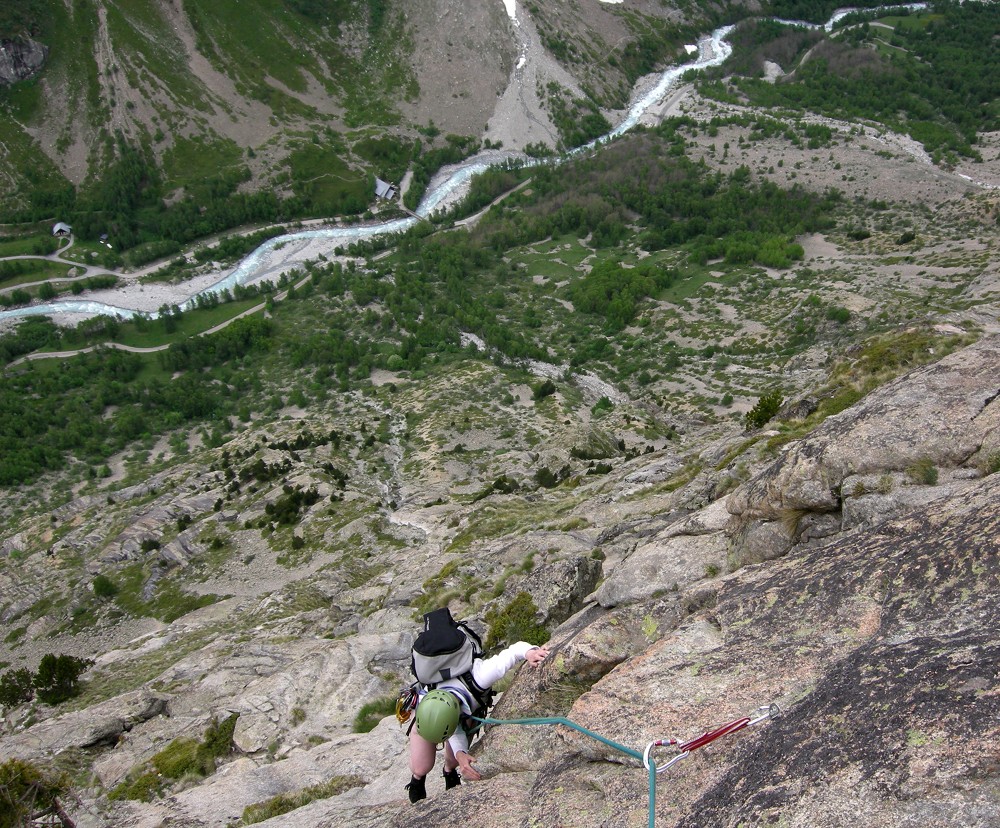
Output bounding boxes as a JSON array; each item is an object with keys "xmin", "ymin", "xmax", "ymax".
[
  {"xmin": 0, "ymin": 0, "xmax": 993, "ymax": 489},
  {"xmin": 762, "ymin": 0, "xmax": 899, "ymax": 24},
  {"xmin": 709, "ymin": 1, "xmax": 1000, "ymax": 162},
  {"xmin": 0, "ymin": 119, "xmax": 842, "ymax": 487},
  {"xmin": 0, "ymin": 0, "xmax": 423, "ymax": 252},
  {"xmin": 0, "ymin": 1, "xmax": 50, "ymax": 38},
  {"xmin": 2, "ymin": 0, "xmax": 991, "ymax": 254}
]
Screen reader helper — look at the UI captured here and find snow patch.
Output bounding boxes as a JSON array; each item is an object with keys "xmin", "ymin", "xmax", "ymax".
[{"xmin": 501, "ymin": 0, "xmax": 516, "ymax": 20}]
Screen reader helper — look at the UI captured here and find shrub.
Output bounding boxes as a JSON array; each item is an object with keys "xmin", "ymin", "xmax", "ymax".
[
  {"xmin": 200, "ymin": 713, "xmax": 239, "ymax": 765},
  {"xmin": 33, "ymin": 654, "xmax": 92, "ymax": 706},
  {"xmin": 591, "ymin": 396, "xmax": 614, "ymax": 414},
  {"xmin": 2, "ymin": 626, "xmax": 25, "ymax": 644},
  {"xmin": 93, "ymin": 574, "xmax": 119, "ymax": 598},
  {"xmin": 907, "ymin": 457, "xmax": 938, "ymax": 485},
  {"xmin": 490, "ymin": 475, "xmax": 519, "ymax": 495},
  {"xmin": 352, "ymin": 695, "xmax": 397, "ymax": 733},
  {"xmin": 152, "ymin": 738, "xmax": 205, "ymax": 779},
  {"xmin": 107, "ymin": 769, "xmax": 162, "ymax": 802},
  {"xmin": 485, "ymin": 592, "xmax": 550, "ymax": 650},
  {"xmin": 826, "ymin": 306, "xmax": 851, "ymax": 324},
  {"xmin": 0, "ymin": 668, "xmax": 35, "ymax": 708},
  {"xmin": 241, "ymin": 776, "xmax": 364, "ymax": 825},
  {"xmin": 533, "ymin": 379, "xmax": 556, "ymax": 401},
  {"xmin": 534, "ymin": 467, "xmax": 559, "ymax": 489},
  {"xmin": 129, "ymin": 713, "xmax": 238, "ymax": 797},
  {"xmin": 538, "ymin": 673, "xmax": 598, "ymax": 717},
  {"xmin": 744, "ymin": 389, "xmax": 784, "ymax": 430},
  {"xmin": 980, "ymin": 451, "xmax": 1000, "ymax": 476},
  {"xmin": 570, "ymin": 428, "xmax": 621, "ymax": 460},
  {"xmin": 0, "ymin": 759, "xmax": 72, "ymax": 827}
]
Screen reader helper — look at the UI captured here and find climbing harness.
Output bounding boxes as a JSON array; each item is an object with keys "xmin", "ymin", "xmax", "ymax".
[{"xmin": 473, "ymin": 702, "xmax": 781, "ymax": 828}]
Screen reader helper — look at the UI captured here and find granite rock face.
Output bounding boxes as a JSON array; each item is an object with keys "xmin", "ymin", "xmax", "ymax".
[
  {"xmin": 1, "ymin": 338, "xmax": 998, "ymax": 828},
  {"xmin": 0, "ymin": 37, "xmax": 47, "ymax": 86},
  {"xmin": 320, "ymin": 339, "xmax": 1000, "ymax": 827},
  {"xmin": 330, "ymin": 470, "xmax": 999, "ymax": 828},
  {"xmin": 727, "ymin": 335, "xmax": 999, "ymax": 562},
  {"xmin": 2, "ymin": 689, "xmax": 168, "ymax": 759}
]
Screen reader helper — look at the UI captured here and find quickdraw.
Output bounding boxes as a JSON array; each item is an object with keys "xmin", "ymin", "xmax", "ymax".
[
  {"xmin": 474, "ymin": 702, "xmax": 782, "ymax": 828},
  {"xmin": 642, "ymin": 703, "xmax": 782, "ymax": 775}
]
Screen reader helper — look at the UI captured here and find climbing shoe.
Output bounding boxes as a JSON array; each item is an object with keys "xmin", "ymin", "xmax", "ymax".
[
  {"xmin": 405, "ymin": 775, "xmax": 426, "ymax": 803},
  {"xmin": 443, "ymin": 768, "xmax": 461, "ymax": 790}
]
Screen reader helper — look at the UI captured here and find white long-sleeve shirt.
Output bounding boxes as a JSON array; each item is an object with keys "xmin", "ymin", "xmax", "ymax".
[{"xmin": 419, "ymin": 640, "xmax": 536, "ymax": 755}]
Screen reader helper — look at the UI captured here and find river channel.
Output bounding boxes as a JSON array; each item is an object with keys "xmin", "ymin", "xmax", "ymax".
[{"xmin": 0, "ymin": 5, "xmax": 928, "ymax": 326}]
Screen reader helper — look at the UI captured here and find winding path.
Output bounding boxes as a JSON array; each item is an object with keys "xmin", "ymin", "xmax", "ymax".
[
  {"xmin": 5, "ymin": 275, "xmax": 306, "ymax": 367},
  {"xmin": 0, "ymin": 237, "xmax": 116, "ymax": 296}
]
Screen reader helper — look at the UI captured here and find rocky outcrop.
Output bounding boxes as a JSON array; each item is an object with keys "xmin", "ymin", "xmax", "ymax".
[
  {"xmin": 1, "ymin": 335, "xmax": 998, "ymax": 828},
  {"xmin": 317, "ymin": 471, "xmax": 999, "ymax": 828},
  {"xmin": 522, "ymin": 473, "xmax": 997, "ymax": 828},
  {"xmin": 280, "ymin": 341, "xmax": 999, "ymax": 828},
  {"xmin": 594, "ymin": 498, "xmax": 730, "ymax": 607},
  {"xmin": 502, "ymin": 553, "xmax": 603, "ymax": 624},
  {"xmin": 2, "ymin": 689, "xmax": 168, "ymax": 759},
  {"xmin": 0, "ymin": 37, "xmax": 47, "ymax": 86},
  {"xmin": 727, "ymin": 335, "xmax": 1000, "ymax": 564}
]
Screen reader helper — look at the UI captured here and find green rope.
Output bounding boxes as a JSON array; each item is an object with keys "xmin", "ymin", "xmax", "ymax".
[
  {"xmin": 473, "ymin": 715, "xmax": 644, "ymax": 760},
  {"xmin": 472, "ymin": 715, "xmax": 657, "ymax": 828},
  {"xmin": 468, "ymin": 706, "xmax": 778, "ymax": 825}
]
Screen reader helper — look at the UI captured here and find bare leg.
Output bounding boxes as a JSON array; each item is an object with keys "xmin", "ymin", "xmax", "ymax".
[
  {"xmin": 409, "ymin": 729, "xmax": 437, "ymax": 778},
  {"xmin": 443, "ymin": 742, "xmax": 458, "ymax": 772}
]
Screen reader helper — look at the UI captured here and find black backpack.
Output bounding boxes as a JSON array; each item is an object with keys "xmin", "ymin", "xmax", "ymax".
[{"xmin": 409, "ymin": 607, "xmax": 494, "ymax": 713}]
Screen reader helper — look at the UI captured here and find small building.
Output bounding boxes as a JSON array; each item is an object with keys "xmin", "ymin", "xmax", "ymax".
[
  {"xmin": 375, "ymin": 178, "xmax": 397, "ymax": 201},
  {"xmin": 52, "ymin": 221, "xmax": 72, "ymax": 237}
]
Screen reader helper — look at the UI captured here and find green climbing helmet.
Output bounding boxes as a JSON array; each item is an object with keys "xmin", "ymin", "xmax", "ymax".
[{"xmin": 415, "ymin": 689, "xmax": 461, "ymax": 744}]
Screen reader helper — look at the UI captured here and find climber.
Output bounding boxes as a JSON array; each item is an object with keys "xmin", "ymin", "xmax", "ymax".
[{"xmin": 405, "ymin": 640, "xmax": 550, "ymax": 803}]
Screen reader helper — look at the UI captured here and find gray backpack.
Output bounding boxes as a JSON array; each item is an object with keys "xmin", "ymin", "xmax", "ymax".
[
  {"xmin": 403, "ymin": 608, "xmax": 495, "ymax": 727},
  {"xmin": 411, "ymin": 607, "xmax": 483, "ymax": 684}
]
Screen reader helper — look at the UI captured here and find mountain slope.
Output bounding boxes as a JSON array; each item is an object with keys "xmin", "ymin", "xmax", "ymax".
[
  {"xmin": 0, "ymin": 0, "xmax": 717, "ymax": 223},
  {"xmin": 1, "ymin": 332, "xmax": 996, "ymax": 828},
  {"xmin": 1, "ymin": 3, "xmax": 1000, "ymax": 827}
]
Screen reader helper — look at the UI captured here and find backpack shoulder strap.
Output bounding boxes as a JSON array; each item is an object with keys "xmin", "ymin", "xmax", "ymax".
[
  {"xmin": 456, "ymin": 621, "xmax": 484, "ymax": 656},
  {"xmin": 458, "ymin": 669, "xmax": 495, "ymax": 714}
]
